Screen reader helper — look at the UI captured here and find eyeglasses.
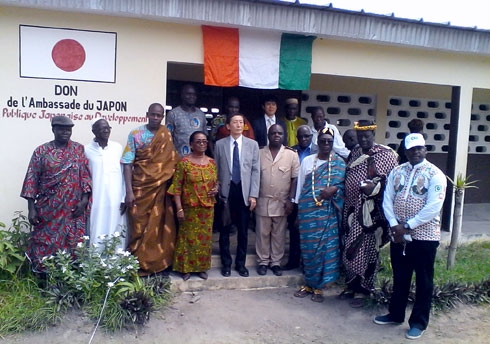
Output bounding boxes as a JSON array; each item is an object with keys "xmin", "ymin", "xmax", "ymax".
[
  {"xmin": 193, "ymin": 140, "xmax": 208, "ymax": 145},
  {"xmin": 318, "ymin": 139, "xmax": 334, "ymax": 145},
  {"xmin": 297, "ymin": 134, "xmax": 313, "ymax": 139},
  {"xmin": 98, "ymin": 126, "xmax": 112, "ymax": 131}
]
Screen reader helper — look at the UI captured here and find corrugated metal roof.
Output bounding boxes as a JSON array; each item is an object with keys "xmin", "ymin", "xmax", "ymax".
[{"xmin": 3, "ymin": 0, "xmax": 490, "ymax": 55}]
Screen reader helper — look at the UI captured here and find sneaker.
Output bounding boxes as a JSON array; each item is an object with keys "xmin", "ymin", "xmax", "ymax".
[
  {"xmin": 373, "ymin": 314, "xmax": 402, "ymax": 325},
  {"xmin": 405, "ymin": 327, "xmax": 425, "ymax": 340}
]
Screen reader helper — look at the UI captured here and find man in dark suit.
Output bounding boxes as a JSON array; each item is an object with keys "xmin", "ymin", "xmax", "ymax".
[
  {"xmin": 215, "ymin": 113, "xmax": 260, "ymax": 277},
  {"xmin": 251, "ymin": 95, "xmax": 287, "ymax": 148},
  {"xmin": 283, "ymin": 125, "xmax": 318, "ymax": 270}
]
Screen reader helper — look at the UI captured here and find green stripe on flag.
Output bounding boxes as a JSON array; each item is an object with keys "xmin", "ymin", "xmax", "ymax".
[{"xmin": 279, "ymin": 33, "xmax": 316, "ymax": 90}]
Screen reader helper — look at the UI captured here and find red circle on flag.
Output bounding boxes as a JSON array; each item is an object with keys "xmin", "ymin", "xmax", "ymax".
[{"xmin": 51, "ymin": 39, "xmax": 86, "ymax": 72}]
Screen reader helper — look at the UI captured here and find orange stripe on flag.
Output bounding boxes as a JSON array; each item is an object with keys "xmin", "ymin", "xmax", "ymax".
[{"xmin": 202, "ymin": 25, "xmax": 239, "ymax": 87}]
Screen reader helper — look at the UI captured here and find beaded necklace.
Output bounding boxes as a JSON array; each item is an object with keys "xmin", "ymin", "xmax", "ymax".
[{"xmin": 312, "ymin": 153, "xmax": 332, "ymax": 206}]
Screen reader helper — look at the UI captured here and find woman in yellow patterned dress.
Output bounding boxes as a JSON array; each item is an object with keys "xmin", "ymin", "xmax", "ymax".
[{"xmin": 168, "ymin": 131, "xmax": 218, "ymax": 280}]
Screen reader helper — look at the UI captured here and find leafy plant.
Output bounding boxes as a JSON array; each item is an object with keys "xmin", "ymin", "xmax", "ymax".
[
  {"xmin": 41, "ymin": 231, "xmax": 172, "ymax": 331},
  {"xmin": 446, "ymin": 173, "xmax": 479, "ymax": 269},
  {"xmin": 0, "ymin": 211, "xmax": 30, "ymax": 279}
]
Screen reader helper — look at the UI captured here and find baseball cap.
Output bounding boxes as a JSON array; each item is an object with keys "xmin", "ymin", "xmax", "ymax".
[{"xmin": 405, "ymin": 133, "xmax": 425, "ymax": 150}]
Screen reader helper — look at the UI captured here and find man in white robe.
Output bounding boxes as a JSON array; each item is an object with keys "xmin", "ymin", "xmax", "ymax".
[{"xmin": 85, "ymin": 119, "xmax": 127, "ymax": 248}]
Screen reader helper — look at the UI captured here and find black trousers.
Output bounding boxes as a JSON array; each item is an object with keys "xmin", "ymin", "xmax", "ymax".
[
  {"xmin": 388, "ymin": 240, "xmax": 439, "ymax": 330},
  {"xmin": 286, "ymin": 203, "xmax": 301, "ymax": 266},
  {"xmin": 219, "ymin": 182, "xmax": 250, "ymax": 268}
]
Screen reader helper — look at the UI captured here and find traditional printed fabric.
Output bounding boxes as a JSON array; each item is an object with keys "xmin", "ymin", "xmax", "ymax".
[
  {"xmin": 21, "ymin": 140, "xmax": 91, "ymax": 272},
  {"xmin": 168, "ymin": 158, "xmax": 217, "ymax": 273},
  {"xmin": 120, "ymin": 125, "xmax": 156, "ymax": 164},
  {"xmin": 282, "ymin": 116, "xmax": 307, "ymax": 147},
  {"xmin": 342, "ymin": 144, "xmax": 398, "ymax": 291},
  {"xmin": 85, "ymin": 140, "xmax": 127, "ymax": 249},
  {"xmin": 167, "ymin": 158, "xmax": 218, "ymax": 208},
  {"xmin": 172, "ymin": 206, "xmax": 214, "ymax": 273},
  {"xmin": 297, "ymin": 153, "xmax": 345, "ymax": 289},
  {"xmin": 385, "ymin": 160, "xmax": 446, "ymax": 241},
  {"xmin": 166, "ymin": 106, "xmax": 207, "ymax": 156},
  {"xmin": 124, "ymin": 125, "xmax": 179, "ymax": 276}
]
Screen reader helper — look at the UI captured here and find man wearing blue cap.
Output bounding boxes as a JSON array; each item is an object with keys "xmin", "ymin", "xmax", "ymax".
[{"xmin": 375, "ymin": 133, "xmax": 446, "ymax": 340}]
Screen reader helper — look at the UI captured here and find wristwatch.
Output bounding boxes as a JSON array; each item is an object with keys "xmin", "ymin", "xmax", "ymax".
[{"xmin": 290, "ymin": 198, "xmax": 295, "ymax": 203}]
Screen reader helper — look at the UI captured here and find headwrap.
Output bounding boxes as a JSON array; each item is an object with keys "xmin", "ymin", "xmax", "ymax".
[{"xmin": 354, "ymin": 121, "xmax": 377, "ymax": 131}]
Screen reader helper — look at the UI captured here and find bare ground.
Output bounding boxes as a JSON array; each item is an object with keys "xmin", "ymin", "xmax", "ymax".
[{"xmin": 3, "ymin": 285, "xmax": 490, "ymax": 344}]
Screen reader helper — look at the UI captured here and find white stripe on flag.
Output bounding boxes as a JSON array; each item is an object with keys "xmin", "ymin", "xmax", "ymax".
[
  {"xmin": 239, "ymin": 29, "xmax": 281, "ymax": 89},
  {"xmin": 20, "ymin": 25, "xmax": 117, "ymax": 83}
]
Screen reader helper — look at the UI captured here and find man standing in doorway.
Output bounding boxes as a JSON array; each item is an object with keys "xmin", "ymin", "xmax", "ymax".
[
  {"xmin": 255, "ymin": 124, "xmax": 299, "ymax": 276},
  {"xmin": 213, "ymin": 96, "xmax": 255, "ymax": 142},
  {"xmin": 166, "ymin": 84, "xmax": 207, "ymax": 156},
  {"xmin": 251, "ymin": 95, "xmax": 287, "ymax": 148},
  {"xmin": 122, "ymin": 103, "xmax": 179, "ymax": 276},
  {"xmin": 375, "ymin": 133, "xmax": 446, "ymax": 341},
  {"xmin": 281, "ymin": 98, "xmax": 307, "ymax": 147},
  {"xmin": 214, "ymin": 113, "xmax": 260, "ymax": 277}
]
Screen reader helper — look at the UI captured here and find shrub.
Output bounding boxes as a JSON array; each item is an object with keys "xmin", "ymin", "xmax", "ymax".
[
  {"xmin": 41, "ymin": 232, "xmax": 172, "ymax": 331},
  {"xmin": 0, "ymin": 211, "xmax": 30, "ymax": 279}
]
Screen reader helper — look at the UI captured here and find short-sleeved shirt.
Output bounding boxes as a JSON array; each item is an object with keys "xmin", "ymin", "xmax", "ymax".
[
  {"xmin": 256, "ymin": 145, "xmax": 300, "ymax": 217},
  {"xmin": 166, "ymin": 106, "xmax": 206, "ymax": 156}
]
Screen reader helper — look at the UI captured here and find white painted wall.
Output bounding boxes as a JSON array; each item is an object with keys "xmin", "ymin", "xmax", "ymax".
[{"xmin": 1, "ymin": 6, "xmax": 490, "ymax": 221}]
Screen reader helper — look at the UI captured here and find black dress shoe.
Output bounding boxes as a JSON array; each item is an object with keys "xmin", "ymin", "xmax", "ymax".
[
  {"xmin": 257, "ymin": 265, "xmax": 268, "ymax": 276},
  {"xmin": 271, "ymin": 265, "xmax": 283, "ymax": 276},
  {"xmin": 235, "ymin": 266, "xmax": 249, "ymax": 277},
  {"xmin": 221, "ymin": 267, "xmax": 231, "ymax": 277},
  {"xmin": 282, "ymin": 262, "xmax": 299, "ymax": 271}
]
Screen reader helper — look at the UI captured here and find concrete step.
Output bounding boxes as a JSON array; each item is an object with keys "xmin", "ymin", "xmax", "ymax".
[
  {"xmin": 210, "ymin": 253, "xmax": 259, "ymax": 268},
  {"xmin": 169, "ymin": 265, "xmax": 304, "ymax": 293}
]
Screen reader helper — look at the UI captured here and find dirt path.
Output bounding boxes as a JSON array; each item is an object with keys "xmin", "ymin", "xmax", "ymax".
[{"xmin": 3, "ymin": 285, "xmax": 490, "ymax": 344}]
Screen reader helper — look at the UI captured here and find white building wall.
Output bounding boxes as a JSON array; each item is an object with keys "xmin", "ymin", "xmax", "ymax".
[{"xmin": 1, "ymin": 6, "xmax": 490, "ymax": 221}]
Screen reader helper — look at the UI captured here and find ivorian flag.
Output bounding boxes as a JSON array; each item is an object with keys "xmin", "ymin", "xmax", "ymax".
[
  {"xmin": 20, "ymin": 25, "xmax": 117, "ymax": 83},
  {"xmin": 202, "ymin": 25, "xmax": 316, "ymax": 90}
]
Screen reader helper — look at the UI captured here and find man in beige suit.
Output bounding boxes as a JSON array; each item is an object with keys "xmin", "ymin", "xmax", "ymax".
[{"xmin": 255, "ymin": 124, "xmax": 300, "ymax": 276}]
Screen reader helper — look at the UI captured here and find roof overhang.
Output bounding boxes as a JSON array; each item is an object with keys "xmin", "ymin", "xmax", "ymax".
[{"xmin": 2, "ymin": 0, "xmax": 490, "ymax": 56}]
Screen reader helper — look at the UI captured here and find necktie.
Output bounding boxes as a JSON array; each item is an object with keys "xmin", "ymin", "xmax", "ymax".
[
  {"xmin": 232, "ymin": 140, "xmax": 240, "ymax": 184},
  {"xmin": 267, "ymin": 117, "xmax": 273, "ymax": 129}
]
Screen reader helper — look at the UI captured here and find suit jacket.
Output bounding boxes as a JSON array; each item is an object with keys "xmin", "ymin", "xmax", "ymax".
[
  {"xmin": 251, "ymin": 116, "xmax": 288, "ymax": 148},
  {"xmin": 215, "ymin": 135, "xmax": 260, "ymax": 205}
]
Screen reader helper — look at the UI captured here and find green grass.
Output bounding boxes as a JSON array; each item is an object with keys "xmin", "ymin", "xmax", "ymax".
[
  {"xmin": 374, "ymin": 240, "xmax": 490, "ymax": 311},
  {"xmin": 0, "ymin": 278, "xmax": 60, "ymax": 334},
  {"xmin": 377, "ymin": 240, "xmax": 490, "ymax": 284}
]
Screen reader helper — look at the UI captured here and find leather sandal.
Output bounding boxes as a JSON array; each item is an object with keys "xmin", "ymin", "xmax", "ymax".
[
  {"xmin": 294, "ymin": 285, "xmax": 313, "ymax": 298},
  {"xmin": 311, "ymin": 289, "xmax": 325, "ymax": 303},
  {"xmin": 350, "ymin": 295, "xmax": 369, "ymax": 308},
  {"xmin": 337, "ymin": 289, "xmax": 355, "ymax": 300}
]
